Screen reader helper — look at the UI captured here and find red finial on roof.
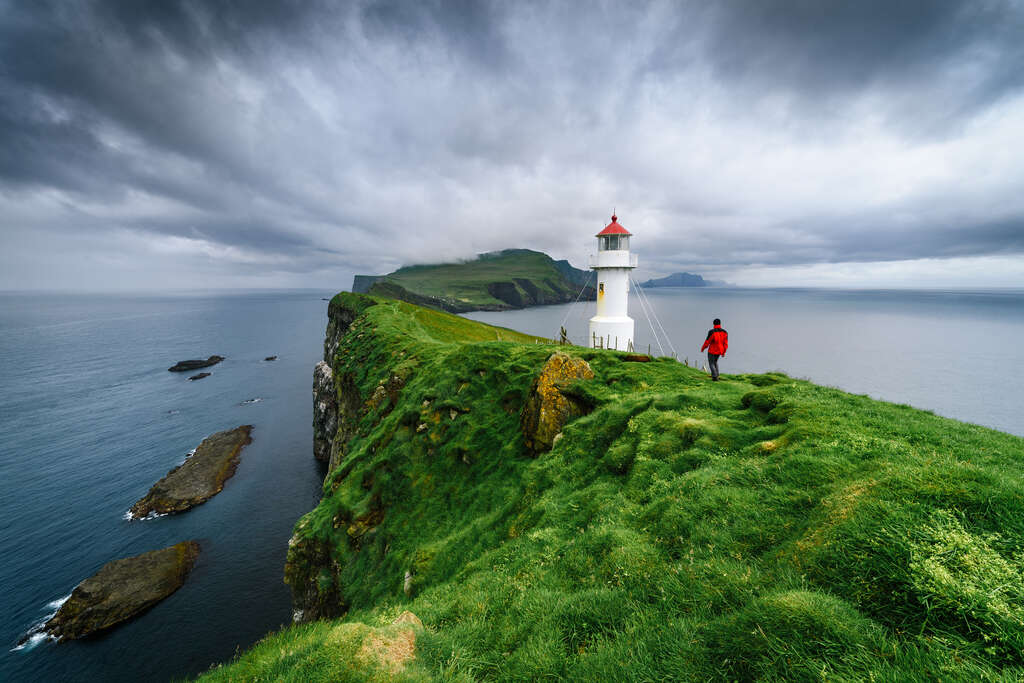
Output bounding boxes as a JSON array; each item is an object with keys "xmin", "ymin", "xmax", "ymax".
[{"xmin": 596, "ymin": 212, "xmax": 631, "ymax": 236}]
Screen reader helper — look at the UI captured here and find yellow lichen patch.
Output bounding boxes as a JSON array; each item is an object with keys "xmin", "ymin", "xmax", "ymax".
[
  {"xmin": 355, "ymin": 612, "xmax": 422, "ymax": 674},
  {"xmin": 521, "ymin": 353, "xmax": 595, "ymax": 454},
  {"xmin": 759, "ymin": 440, "xmax": 778, "ymax": 453}
]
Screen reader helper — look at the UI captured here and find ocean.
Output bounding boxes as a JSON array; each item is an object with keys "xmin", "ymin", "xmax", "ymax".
[
  {"xmin": 464, "ymin": 287, "xmax": 1024, "ymax": 438},
  {"xmin": 0, "ymin": 291, "xmax": 333, "ymax": 682}
]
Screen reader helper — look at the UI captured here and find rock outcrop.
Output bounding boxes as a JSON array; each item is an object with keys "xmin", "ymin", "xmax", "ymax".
[
  {"xmin": 521, "ymin": 352, "xmax": 595, "ymax": 454},
  {"xmin": 43, "ymin": 541, "xmax": 199, "ymax": 640},
  {"xmin": 188, "ymin": 372, "xmax": 211, "ymax": 381},
  {"xmin": 314, "ymin": 296, "xmax": 381, "ymax": 474},
  {"xmin": 313, "ymin": 361, "xmax": 337, "ymax": 465},
  {"xmin": 130, "ymin": 425, "xmax": 252, "ymax": 518},
  {"xmin": 167, "ymin": 355, "xmax": 224, "ymax": 372}
]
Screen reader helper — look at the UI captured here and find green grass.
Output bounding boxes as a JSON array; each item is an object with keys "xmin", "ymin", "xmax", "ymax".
[
  {"xmin": 201, "ymin": 293, "xmax": 1024, "ymax": 682},
  {"xmin": 370, "ymin": 249, "xmax": 586, "ymax": 311}
]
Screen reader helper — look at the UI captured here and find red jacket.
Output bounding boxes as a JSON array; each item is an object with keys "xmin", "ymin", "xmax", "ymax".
[{"xmin": 701, "ymin": 325, "xmax": 728, "ymax": 355}]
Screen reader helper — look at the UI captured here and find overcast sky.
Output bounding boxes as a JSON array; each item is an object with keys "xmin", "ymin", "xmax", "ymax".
[{"xmin": 2, "ymin": 0, "xmax": 1023, "ymax": 291}]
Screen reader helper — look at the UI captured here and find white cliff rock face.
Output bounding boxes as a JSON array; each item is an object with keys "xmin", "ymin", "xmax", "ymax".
[{"xmin": 313, "ymin": 361, "xmax": 337, "ymax": 465}]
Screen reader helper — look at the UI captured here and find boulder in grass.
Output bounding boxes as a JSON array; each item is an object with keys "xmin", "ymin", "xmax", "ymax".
[
  {"xmin": 130, "ymin": 425, "xmax": 252, "ymax": 518},
  {"xmin": 43, "ymin": 541, "xmax": 200, "ymax": 640},
  {"xmin": 521, "ymin": 353, "xmax": 595, "ymax": 454},
  {"xmin": 168, "ymin": 356, "xmax": 224, "ymax": 372}
]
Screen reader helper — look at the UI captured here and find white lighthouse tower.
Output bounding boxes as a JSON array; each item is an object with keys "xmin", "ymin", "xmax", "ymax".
[{"xmin": 589, "ymin": 213, "xmax": 637, "ymax": 350}]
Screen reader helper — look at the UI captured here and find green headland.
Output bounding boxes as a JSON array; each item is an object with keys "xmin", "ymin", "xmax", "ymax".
[
  {"xmin": 201, "ymin": 292, "xmax": 1024, "ymax": 681},
  {"xmin": 353, "ymin": 249, "xmax": 594, "ymax": 313}
]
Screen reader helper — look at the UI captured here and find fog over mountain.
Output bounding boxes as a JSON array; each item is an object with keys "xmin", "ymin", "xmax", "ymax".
[{"xmin": 2, "ymin": 0, "xmax": 1023, "ymax": 290}]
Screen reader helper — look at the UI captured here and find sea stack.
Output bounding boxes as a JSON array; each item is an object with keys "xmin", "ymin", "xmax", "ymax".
[{"xmin": 588, "ymin": 213, "xmax": 636, "ymax": 351}]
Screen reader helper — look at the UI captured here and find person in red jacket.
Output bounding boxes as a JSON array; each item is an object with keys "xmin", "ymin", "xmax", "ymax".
[{"xmin": 700, "ymin": 318, "xmax": 728, "ymax": 381}]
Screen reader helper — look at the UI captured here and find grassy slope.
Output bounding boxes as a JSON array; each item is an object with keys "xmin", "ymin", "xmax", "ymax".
[
  {"xmin": 375, "ymin": 249, "xmax": 586, "ymax": 310},
  {"xmin": 202, "ymin": 293, "xmax": 1024, "ymax": 682}
]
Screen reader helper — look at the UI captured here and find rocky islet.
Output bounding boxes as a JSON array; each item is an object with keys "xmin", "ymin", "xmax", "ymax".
[
  {"xmin": 129, "ymin": 425, "xmax": 253, "ymax": 518},
  {"xmin": 168, "ymin": 355, "xmax": 224, "ymax": 372},
  {"xmin": 41, "ymin": 542, "xmax": 200, "ymax": 641}
]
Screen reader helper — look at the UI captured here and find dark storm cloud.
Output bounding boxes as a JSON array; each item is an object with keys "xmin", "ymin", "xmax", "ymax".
[
  {"xmin": 698, "ymin": 1, "xmax": 1024, "ymax": 126},
  {"xmin": 1, "ymin": 0, "xmax": 1023, "ymax": 289}
]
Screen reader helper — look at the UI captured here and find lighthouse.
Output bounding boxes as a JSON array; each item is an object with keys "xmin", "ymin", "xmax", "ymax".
[{"xmin": 589, "ymin": 213, "xmax": 637, "ymax": 350}]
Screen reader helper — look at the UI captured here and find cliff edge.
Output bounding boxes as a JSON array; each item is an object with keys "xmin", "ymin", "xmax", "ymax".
[{"xmin": 204, "ymin": 292, "xmax": 1024, "ymax": 682}]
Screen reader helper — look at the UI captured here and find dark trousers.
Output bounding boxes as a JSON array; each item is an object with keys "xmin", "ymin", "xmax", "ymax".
[{"xmin": 708, "ymin": 353, "xmax": 720, "ymax": 380}]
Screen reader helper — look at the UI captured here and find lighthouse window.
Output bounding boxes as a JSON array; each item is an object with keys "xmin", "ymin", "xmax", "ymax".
[{"xmin": 608, "ymin": 235, "xmax": 620, "ymax": 250}]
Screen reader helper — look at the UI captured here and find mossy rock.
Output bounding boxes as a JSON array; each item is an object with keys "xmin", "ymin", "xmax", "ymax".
[
  {"xmin": 521, "ymin": 352, "xmax": 595, "ymax": 454},
  {"xmin": 130, "ymin": 425, "xmax": 253, "ymax": 517},
  {"xmin": 44, "ymin": 542, "xmax": 199, "ymax": 640}
]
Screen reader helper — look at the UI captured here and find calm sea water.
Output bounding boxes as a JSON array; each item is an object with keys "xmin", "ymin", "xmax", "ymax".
[
  {"xmin": 0, "ymin": 291, "xmax": 332, "ymax": 682},
  {"xmin": 465, "ymin": 287, "xmax": 1024, "ymax": 438}
]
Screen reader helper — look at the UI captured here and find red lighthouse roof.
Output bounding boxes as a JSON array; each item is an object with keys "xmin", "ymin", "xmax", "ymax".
[{"xmin": 596, "ymin": 214, "xmax": 631, "ymax": 236}]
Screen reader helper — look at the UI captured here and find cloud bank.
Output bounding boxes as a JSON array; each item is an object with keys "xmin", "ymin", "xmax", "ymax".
[{"xmin": 2, "ymin": 0, "xmax": 1023, "ymax": 289}]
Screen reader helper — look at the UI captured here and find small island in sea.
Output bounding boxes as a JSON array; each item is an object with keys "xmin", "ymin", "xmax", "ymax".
[
  {"xmin": 130, "ymin": 425, "xmax": 253, "ymax": 518},
  {"xmin": 639, "ymin": 271, "xmax": 708, "ymax": 287},
  {"xmin": 38, "ymin": 542, "xmax": 200, "ymax": 642}
]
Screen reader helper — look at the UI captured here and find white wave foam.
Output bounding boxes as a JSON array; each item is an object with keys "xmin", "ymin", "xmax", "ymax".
[
  {"xmin": 11, "ymin": 594, "xmax": 71, "ymax": 651},
  {"xmin": 46, "ymin": 594, "xmax": 71, "ymax": 611},
  {"xmin": 124, "ymin": 509, "xmax": 168, "ymax": 521},
  {"xmin": 10, "ymin": 630, "xmax": 55, "ymax": 652},
  {"xmin": 241, "ymin": 397, "xmax": 264, "ymax": 405}
]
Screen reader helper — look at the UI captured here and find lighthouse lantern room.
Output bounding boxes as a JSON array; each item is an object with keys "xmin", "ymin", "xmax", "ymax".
[{"xmin": 589, "ymin": 213, "xmax": 637, "ymax": 350}]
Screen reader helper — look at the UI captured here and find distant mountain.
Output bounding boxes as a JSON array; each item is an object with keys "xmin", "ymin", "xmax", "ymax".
[
  {"xmin": 351, "ymin": 275, "xmax": 383, "ymax": 294},
  {"xmin": 639, "ymin": 272, "xmax": 708, "ymax": 288},
  {"xmin": 350, "ymin": 249, "xmax": 595, "ymax": 313}
]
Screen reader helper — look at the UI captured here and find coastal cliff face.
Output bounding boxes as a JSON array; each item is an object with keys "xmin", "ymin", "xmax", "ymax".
[
  {"xmin": 266, "ymin": 291, "xmax": 1024, "ymax": 681},
  {"xmin": 293, "ymin": 293, "xmax": 556, "ymax": 620}
]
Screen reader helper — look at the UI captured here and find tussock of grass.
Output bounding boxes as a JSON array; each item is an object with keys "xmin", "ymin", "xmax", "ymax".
[{"xmin": 202, "ymin": 293, "xmax": 1024, "ymax": 682}]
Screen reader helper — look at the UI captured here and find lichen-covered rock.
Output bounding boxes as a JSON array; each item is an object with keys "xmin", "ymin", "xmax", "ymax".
[
  {"xmin": 43, "ymin": 541, "xmax": 199, "ymax": 640},
  {"xmin": 521, "ymin": 352, "xmax": 595, "ymax": 454},
  {"xmin": 129, "ymin": 426, "xmax": 252, "ymax": 517},
  {"xmin": 313, "ymin": 361, "xmax": 337, "ymax": 464}
]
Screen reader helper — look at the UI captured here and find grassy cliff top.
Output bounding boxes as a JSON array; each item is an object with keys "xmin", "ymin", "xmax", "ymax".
[{"xmin": 203, "ymin": 293, "xmax": 1024, "ymax": 682}]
